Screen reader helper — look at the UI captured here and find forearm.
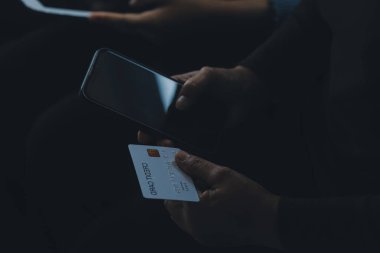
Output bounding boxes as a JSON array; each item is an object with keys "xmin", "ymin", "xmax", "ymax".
[
  {"xmin": 239, "ymin": 0, "xmax": 330, "ymax": 96},
  {"xmin": 279, "ymin": 196, "xmax": 380, "ymax": 252}
]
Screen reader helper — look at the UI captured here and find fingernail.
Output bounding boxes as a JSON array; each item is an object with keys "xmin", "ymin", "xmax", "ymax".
[
  {"xmin": 176, "ymin": 151, "xmax": 190, "ymax": 163},
  {"xmin": 176, "ymin": 96, "xmax": 191, "ymax": 110}
]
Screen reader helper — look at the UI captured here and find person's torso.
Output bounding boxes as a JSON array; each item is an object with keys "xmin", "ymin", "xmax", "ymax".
[{"xmin": 306, "ymin": 0, "xmax": 380, "ymax": 196}]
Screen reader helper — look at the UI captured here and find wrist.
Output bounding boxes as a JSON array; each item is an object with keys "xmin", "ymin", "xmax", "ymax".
[{"xmin": 234, "ymin": 65, "xmax": 260, "ymax": 94}]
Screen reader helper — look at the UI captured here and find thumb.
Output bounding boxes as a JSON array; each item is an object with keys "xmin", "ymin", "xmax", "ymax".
[{"xmin": 175, "ymin": 151, "xmax": 225, "ymax": 186}]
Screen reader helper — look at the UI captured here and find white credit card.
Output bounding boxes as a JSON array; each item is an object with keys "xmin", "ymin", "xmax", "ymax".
[
  {"xmin": 128, "ymin": 144, "xmax": 200, "ymax": 202},
  {"xmin": 21, "ymin": 0, "xmax": 90, "ymax": 18}
]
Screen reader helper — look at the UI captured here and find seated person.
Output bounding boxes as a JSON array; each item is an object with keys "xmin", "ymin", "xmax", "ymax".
[
  {"xmin": 25, "ymin": 0, "xmax": 380, "ymax": 252},
  {"xmin": 2, "ymin": 0, "xmax": 299, "ymax": 186},
  {"xmin": 139, "ymin": 0, "xmax": 380, "ymax": 251},
  {"xmin": 1, "ymin": 0, "xmax": 299, "ymax": 252}
]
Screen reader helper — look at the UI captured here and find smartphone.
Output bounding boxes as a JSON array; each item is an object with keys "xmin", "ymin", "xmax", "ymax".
[
  {"xmin": 21, "ymin": 0, "xmax": 130, "ymax": 17},
  {"xmin": 80, "ymin": 49, "xmax": 227, "ymax": 155}
]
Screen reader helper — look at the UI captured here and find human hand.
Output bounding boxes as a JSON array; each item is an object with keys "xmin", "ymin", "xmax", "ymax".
[
  {"xmin": 137, "ymin": 65, "xmax": 258, "ymax": 146},
  {"xmin": 164, "ymin": 151, "xmax": 282, "ymax": 249},
  {"xmin": 174, "ymin": 66, "xmax": 258, "ymax": 126},
  {"xmin": 89, "ymin": 0, "xmax": 269, "ymax": 42},
  {"xmin": 137, "ymin": 130, "xmax": 174, "ymax": 147}
]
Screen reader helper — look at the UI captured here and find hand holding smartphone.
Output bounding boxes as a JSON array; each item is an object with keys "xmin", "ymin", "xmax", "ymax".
[{"xmin": 80, "ymin": 49, "xmax": 228, "ymax": 155}]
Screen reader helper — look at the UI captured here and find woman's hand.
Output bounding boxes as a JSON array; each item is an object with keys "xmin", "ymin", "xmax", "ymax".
[
  {"xmin": 165, "ymin": 151, "xmax": 282, "ymax": 249},
  {"xmin": 137, "ymin": 65, "xmax": 259, "ymax": 145},
  {"xmin": 89, "ymin": 0, "xmax": 270, "ymax": 42}
]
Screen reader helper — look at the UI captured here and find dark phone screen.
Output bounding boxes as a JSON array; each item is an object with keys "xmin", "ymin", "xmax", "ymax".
[
  {"xmin": 40, "ymin": 0, "xmax": 129, "ymax": 11},
  {"xmin": 82, "ymin": 50, "xmax": 227, "ymax": 153}
]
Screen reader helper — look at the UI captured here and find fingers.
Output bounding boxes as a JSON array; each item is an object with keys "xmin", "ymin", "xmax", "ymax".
[
  {"xmin": 137, "ymin": 131, "xmax": 174, "ymax": 147},
  {"xmin": 175, "ymin": 152, "xmax": 229, "ymax": 186},
  {"xmin": 164, "ymin": 200, "xmax": 183, "ymax": 219},
  {"xmin": 175, "ymin": 67, "xmax": 217, "ymax": 111},
  {"xmin": 137, "ymin": 131, "xmax": 154, "ymax": 144},
  {"xmin": 89, "ymin": 11, "xmax": 144, "ymax": 28},
  {"xmin": 157, "ymin": 139, "xmax": 175, "ymax": 147},
  {"xmin": 90, "ymin": 11, "xmax": 126, "ymax": 21},
  {"xmin": 164, "ymin": 200, "xmax": 188, "ymax": 232},
  {"xmin": 172, "ymin": 70, "xmax": 199, "ymax": 83}
]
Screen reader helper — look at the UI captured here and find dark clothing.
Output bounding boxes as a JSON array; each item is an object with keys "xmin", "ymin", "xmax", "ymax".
[
  {"xmin": 17, "ymin": 0, "xmax": 380, "ymax": 252},
  {"xmin": 27, "ymin": 94, "xmax": 305, "ymax": 253},
  {"xmin": 1, "ymin": 173, "xmax": 52, "ymax": 253},
  {"xmin": 0, "ymin": 13, "xmax": 274, "ymax": 253},
  {"xmin": 241, "ymin": 0, "xmax": 380, "ymax": 251},
  {"xmin": 1, "ymin": 16, "xmax": 270, "ymax": 183}
]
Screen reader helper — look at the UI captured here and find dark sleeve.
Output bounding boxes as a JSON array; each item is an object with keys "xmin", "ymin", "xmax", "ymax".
[
  {"xmin": 271, "ymin": 0, "xmax": 301, "ymax": 25},
  {"xmin": 279, "ymin": 197, "xmax": 380, "ymax": 252},
  {"xmin": 240, "ymin": 0, "xmax": 331, "ymax": 97}
]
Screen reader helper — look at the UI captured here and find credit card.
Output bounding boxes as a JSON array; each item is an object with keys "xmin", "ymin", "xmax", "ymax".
[{"xmin": 128, "ymin": 144, "xmax": 200, "ymax": 202}]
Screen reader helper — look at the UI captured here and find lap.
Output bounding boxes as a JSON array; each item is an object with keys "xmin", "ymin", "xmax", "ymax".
[{"xmin": 26, "ymin": 93, "xmax": 314, "ymax": 252}]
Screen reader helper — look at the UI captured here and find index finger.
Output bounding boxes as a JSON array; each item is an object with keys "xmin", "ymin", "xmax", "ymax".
[
  {"xmin": 137, "ymin": 130, "xmax": 154, "ymax": 144},
  {"xmin": 172, "ymin": 70, "xmax": 199, "ymax": 83}
]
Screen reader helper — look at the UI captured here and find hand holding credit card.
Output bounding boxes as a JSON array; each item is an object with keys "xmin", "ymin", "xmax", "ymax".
[{"xmin": 128, "ymin": 144, "xmax": 200, "ymax": 202}]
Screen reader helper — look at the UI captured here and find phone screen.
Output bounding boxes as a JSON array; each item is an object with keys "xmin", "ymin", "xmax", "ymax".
[
  {"xmin": 39, "ymin": 0, "xmax": 128, "ymax": 11},
  {"xmin": 81, "ymin": 49, "xmax": 227, "ymax": 154}
]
